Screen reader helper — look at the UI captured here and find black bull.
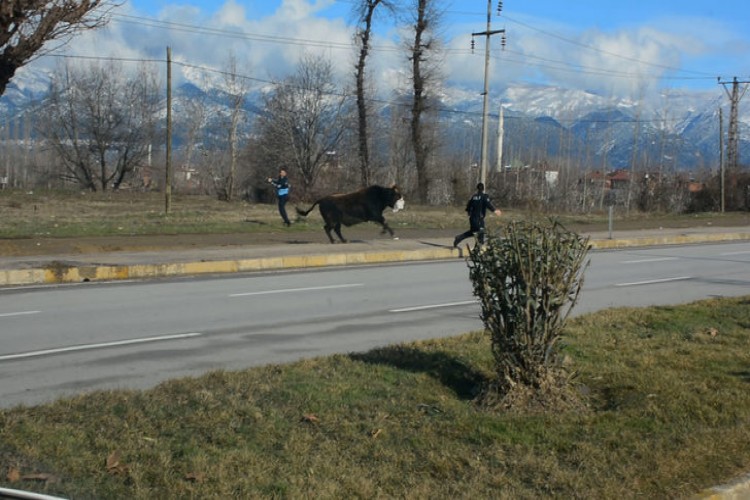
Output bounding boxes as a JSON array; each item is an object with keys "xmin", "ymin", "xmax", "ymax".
[{"xmin": 295, "ymin": 185, "xmax": 404, "ymax": 243}]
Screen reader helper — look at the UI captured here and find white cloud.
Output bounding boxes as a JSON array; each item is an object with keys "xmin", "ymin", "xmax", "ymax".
[
  {"xmin": 32, "ymin": 0, "xmax": 356, "ymax": 92},
  {"xmin": 22, "ymin": 0, "xmax": 744, "ymax": 104},
  {"xmin": 469, "ymin": 12, "xmax": 731, "ymax": 101}
]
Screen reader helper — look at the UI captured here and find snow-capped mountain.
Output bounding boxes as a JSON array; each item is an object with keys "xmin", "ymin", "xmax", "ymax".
[
  {"xmin": 437, "ymin": 83, "xmax": 746, "ymax": 171},
  {"xmin": 2, "ymin": 67, "xmax": 747, "ymax": 172},
  {"xmin": 0, "ymin": 67, "xmax": 51, "ymax": 117}
]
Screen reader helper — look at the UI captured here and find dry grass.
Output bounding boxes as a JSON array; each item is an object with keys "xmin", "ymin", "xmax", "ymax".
[
  {"xmin": 1, "ymin": 188, "xmax": 749, "ymax": 240},
  {"xmin": 2, "ymin": 296, "xmax": 750, "ymax": 499},
  {"xmin": 0, "ymin": 190, "xmax": 285, "ymax": 238}
]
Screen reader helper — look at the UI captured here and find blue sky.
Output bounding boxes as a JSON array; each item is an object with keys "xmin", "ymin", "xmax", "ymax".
[{"xmin": 40, "ymin": 0, "xmax": 750, "ymax": 101}]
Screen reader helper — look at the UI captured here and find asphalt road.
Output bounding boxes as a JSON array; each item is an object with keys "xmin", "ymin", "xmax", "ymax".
[{"xmin": 1, "ymin": 240, "xmax": 749, "ymax": 409}]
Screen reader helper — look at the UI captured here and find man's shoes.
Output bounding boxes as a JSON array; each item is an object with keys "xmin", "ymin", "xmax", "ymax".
[
  {"xmin": 284, "ymin": 221, "xmax": 291, "ymax": 227},
  {"xmin": 452, "ymin": 236, "xmax": 460, "ymax": 249}
]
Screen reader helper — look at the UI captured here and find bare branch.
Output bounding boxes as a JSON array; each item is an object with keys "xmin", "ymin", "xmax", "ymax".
[
  {"xmin": 35, "ymin": 60, "xmax": 161, "ymax": 191},
  {"xmin": 1, "ymin": 0, "xmax": 117, "ymax": 96}
]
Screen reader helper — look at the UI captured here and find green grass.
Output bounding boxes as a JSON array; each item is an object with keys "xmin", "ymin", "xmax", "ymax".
[{"xmin": 2, "ymin": 296, "xmax": 750, "ymax": 499}]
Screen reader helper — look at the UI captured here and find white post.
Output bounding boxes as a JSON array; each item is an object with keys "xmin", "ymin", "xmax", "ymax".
[{"xmin": 496, "ymin": 104, "xmax": 504, "ymax": 172}]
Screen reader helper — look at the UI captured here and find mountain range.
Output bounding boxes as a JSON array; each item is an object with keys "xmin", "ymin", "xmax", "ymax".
[{"xmin": 2, "ymin": 66, "xmax": 748, "ymax": 174}]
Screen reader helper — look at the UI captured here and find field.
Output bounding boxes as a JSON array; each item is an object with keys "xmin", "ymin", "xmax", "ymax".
[{"xmin": 2, "ymin": 189, "xmax": 749, "ymax": 256}]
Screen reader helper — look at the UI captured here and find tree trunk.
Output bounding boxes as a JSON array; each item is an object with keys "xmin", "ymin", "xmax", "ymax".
[
  {"xmin": 356, "ymin": 21, "xmax": 373, "ymax": 188},
  {"xmin": 411, "ymin": 0, "xmax": 430, "ymax": 204}
]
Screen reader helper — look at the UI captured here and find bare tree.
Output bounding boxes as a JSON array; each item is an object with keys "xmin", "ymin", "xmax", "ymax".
[
  {"xmin": 36, "ymin": 60, "xmax": 160, "ymax": 191},
  {"xmin": 175, "ymin": 73, "xmax": 209, "ymax": 176},
  {"xmin": 405, "ymin": 0, "xmax": 442, "ymax": 204},
  {"xmin": 0, "ymin": 0, "xmax": 114, "ymax": 97},
  {"xmin": 255, "ymin": 54, "xmax": 350, "ymax": 196},
  {"xmin": 352, "ymin": 0, "xmax": 395, "ymax": 188},
  {"xmin": 385, "ymin": 95, "xmax": 415, "ymax": 189},
  {"xmin": 209, "ymin": 54, "xmax": 248, "ymax": 201},
  {"xmin": 172, "ymin": 84, "xmax": 209, "ymax": 194}
]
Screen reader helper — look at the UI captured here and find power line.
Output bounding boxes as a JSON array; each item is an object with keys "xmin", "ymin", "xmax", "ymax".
[
  {"xmin": 106, "ymin": 10, "xmax": 717, "ymax": 85},
  {"xmin": 110, "ymin": 13, "xmax": 393, "ymax": 53},
  {"xmin": 499, "ymin": 14, "xmax": 716, "ymax": 78},
  {"xmin": 40, "ymin": 53, "xmax": 715, "ymax": 127},
  {"xmin": 365, "ymin": 3, "xmax": 718, "ymax": 79},
  {"xmin": 494, "ymin": 49, "xmax": 717, "ymax": 82}
]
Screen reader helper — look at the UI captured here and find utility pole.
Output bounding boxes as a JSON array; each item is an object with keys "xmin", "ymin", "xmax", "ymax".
[
  {"xmin": 165, "ymin": 46, "xmax": 173, "ymax": 215},
  {"xmin": 719, "ymin": 107, "xmax": 724, "ymax": 212},
  {"xmin": 472, "ymin": 0, "xmax": 506, "ymax": 187},
  {"xmin": 718, "ymin": 77, "xmax": 749, "ymax": 210},
  {"xmin": 719, "ymin": 77, "xmax": 749, "ymax": 172},
  {"xmin": 719, "ymin": 106, "xmax": 724, "ymax": 213}
]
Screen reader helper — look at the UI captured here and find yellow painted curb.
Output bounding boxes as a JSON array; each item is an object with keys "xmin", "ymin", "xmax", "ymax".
[
  {"xmin": 590, "ymin": 232, "xmax": 750, "ymax": 249},
  {"xmin": 0, "ymin": 268, "xmax": 48, "ymax": 286},
  {"xmin": 1, "ymin": 233, "xmax": 748, "ymax": 286}
]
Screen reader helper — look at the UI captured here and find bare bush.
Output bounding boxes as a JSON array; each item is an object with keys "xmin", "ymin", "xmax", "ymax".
[{"xmin": 467, "ymin": 219, "xmax": 590, "ymax": 412}]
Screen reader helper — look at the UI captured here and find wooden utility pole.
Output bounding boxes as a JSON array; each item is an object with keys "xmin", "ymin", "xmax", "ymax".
[
  {"xmin": 165, "ymin": 46, "xmax": 173, "ymax": 214},
  {"xmin": 719, "ymin": 107, "xmax": 724, "ymax": 212},
  {"xmin": 472, "ymin": 0, "xmax": 505, "ymax": 186}
]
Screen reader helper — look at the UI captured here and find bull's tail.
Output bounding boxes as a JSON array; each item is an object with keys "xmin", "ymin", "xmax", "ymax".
[{"xmin": 295, "ymin": 200, "xmax": 319, "ymax": 218}]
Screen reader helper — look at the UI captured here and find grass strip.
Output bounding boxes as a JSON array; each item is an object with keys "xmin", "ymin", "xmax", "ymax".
[{"xmin": 1, "ymin": 296, "xmax": 749, "ymax": 498}]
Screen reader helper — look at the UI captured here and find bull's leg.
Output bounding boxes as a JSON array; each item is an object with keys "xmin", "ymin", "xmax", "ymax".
[
  {"xmin": 323, "ymin": 224, "xmax": 336, "ymax": 244},
  {"xmin": 379, "ymin": 223, "xmax": 394, "ymax": 236},
  {"xmin": 374, "ymin": 216, "xmax": 395, "ymax": 237},
  {"xmin": 334, "ymin": 223, "xmax": 347, "ymax": 243}
]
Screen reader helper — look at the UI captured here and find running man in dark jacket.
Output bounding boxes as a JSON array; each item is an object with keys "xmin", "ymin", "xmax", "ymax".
[
  {"xmin": 453, "ymin": 182, "xmax": 502, "ymax": 248},
  {"xmin": 267, "ymin": 168, "xmax": 291, "ymax": 226}
]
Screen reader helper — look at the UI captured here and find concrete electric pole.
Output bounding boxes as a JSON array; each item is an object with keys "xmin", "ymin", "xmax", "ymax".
[
  {"xmin": 472, "ymin": 1, "xmax": 506, "ymax": 187},
  {"xmin": 719, "ymin": 77, "xmax": 749, "ymax": 173},
  {"xmin": 718, "ymin": 77, "xmax": 749, "ymax": 209}
]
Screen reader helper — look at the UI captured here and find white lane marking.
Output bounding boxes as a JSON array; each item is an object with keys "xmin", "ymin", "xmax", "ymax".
[
  {"xmin": 720, "ymin": 250, "xmax": 750, "ymax": 256},
  {"xmin": 390, "ymin": 300, "xmax": 477, "ymax": 313},
  {"xmin": 0, "ymin": 332, "xmax": 202, "ymax": 361},
  {"xmin": 230, "ymin": 283, "xmax": 363, "ymax": 297},
  {"xmin": 615, "ymin": 276, "xmax": 692, "ymax": 287},
  {"xmin": 622, "ymin": 257, "xmax": 678, "ymax": 264},
  {"xmin": 0, "ymin": 310, "xmax": 41, "ymax": 318}
]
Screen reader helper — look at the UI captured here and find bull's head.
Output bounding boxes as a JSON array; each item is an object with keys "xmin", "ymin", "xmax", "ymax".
[
  {"xmin": 391, "ymin": 185, "xmax": 405, "ymax": 213},
  {"xmin": 393, "ymin": 197, "xmax": 405, "ymax": 213}
]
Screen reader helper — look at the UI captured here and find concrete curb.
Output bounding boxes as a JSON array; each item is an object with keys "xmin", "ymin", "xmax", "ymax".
[
  {"xmin": 1, "ymin": 232, "xmax": 749, "ymax": 287},
  {"xmin": 0, "ymin": 246, "xmax": 458, "ymax": 286},
  {"xmin": 589, "ymin": 232, "xmax": 750, "ymax": 249}
]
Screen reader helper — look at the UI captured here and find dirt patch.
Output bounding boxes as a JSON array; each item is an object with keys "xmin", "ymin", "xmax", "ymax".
[
  {"xmin": 4, "ymin": 217, "xmax": 750, "ymax": 258},
  {"xmin": 0, "ymin": 227, "xmax": 462, "ymax": 257}
]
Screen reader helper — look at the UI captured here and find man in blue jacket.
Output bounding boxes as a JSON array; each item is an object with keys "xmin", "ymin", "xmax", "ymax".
[
  {"xmin": 453, "ymin": 182, "xmax": 502, "ymax": 248},
  {"xmin": 267, "ymin": 168, "xmax": 291, "ymax": 226}
]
